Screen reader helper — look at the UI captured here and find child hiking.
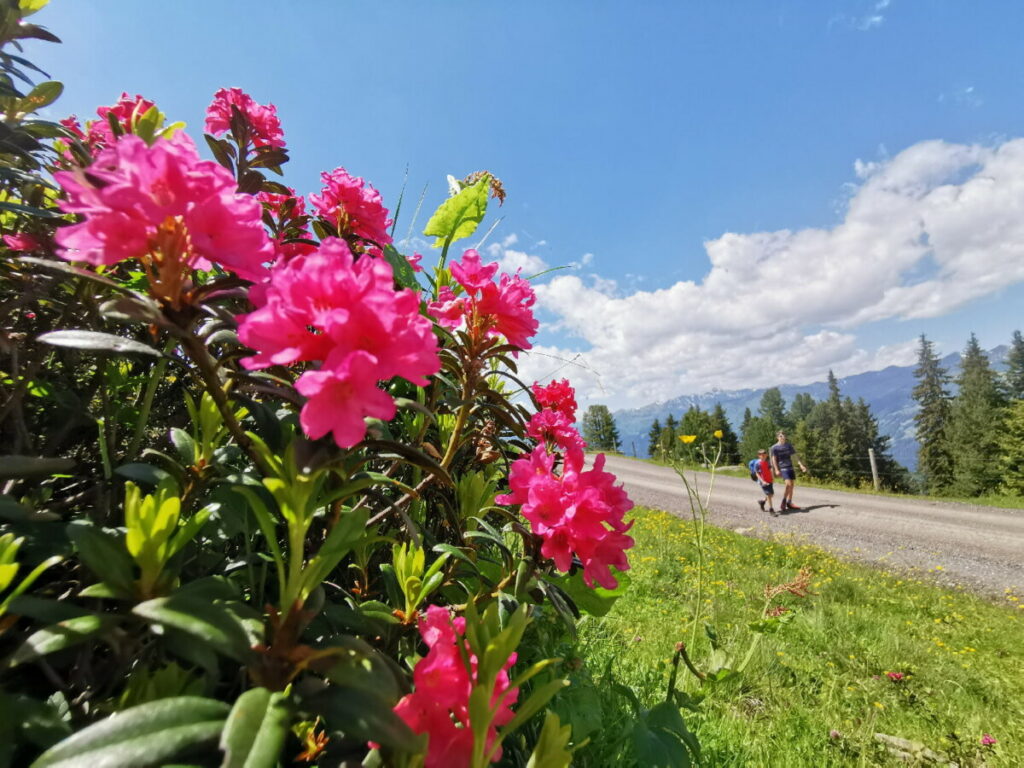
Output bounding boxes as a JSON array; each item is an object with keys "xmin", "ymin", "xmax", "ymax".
[{"xmin": 748, "ymin": 448, "xmax": 777, "ymax": 517}]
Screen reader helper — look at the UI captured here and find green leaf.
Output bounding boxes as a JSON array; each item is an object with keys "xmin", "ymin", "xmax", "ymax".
[
  {"xmin": 66, "ymin": 522, "xmax": 135, "ymax": 598},
  {"xmin": 19, "ymin": 0, "xmax": 52, "ymax": 17},
  {"xmin": 38, "ymin": 330, "xmax": 162, "ymax": 357},
  {"xmin": 169, "ymin": 428, "xmax": 196, "ymax": 466},
  {"xmin": 19, "ymin": 81, "xmax": 62, "ymax": 112},
  {"xmin": 0, "ymin": 199, "xmax": 63, "ymax": 219},
  {"xmin": 631, "ymin": 702, "xmax": 698, "ymax": 768},
  {"xmin": 0, "ymin": 456, "xmax": 74, "ymax": 480},
  {"xmin": 553, "ymin": 569, "xmax": 629, "ymax": 618},
  {"xmin": 381, "ymin": 245, "xmax": 421, "ymax": 290},
  {"xmin": 306, "ymin": 687, "xmax": 421, "ymax": 753},
  {"xmin": 4, "ymin": 614, "xmax": 118, "ymax": 669},
  {"xmin": 30, "ymin": 697, "xmax": 228, "ymax": 768},
  {"xmin": 133, "ymin": 595, "xmax": 253, "ymax": 662},
  {"xmin": 114, "ymin": 463, "xmax": 171, "ymax": 487},
  {"xmin": 422, "ymin": 176, "xmax": 490, "ymax": 248},
  {"xmin": 219, "ymin": 688, "xmax": 291, "ymax": 768},
  {"xmin": 526, "ymin": 711, "xmax": 573, "ymax": 768}
]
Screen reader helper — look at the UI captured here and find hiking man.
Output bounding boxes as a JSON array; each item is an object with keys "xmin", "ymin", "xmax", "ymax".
[
  {"xmin": 748, "ymin": 448, "xmax": 777, "ymax": 517},
  {"xmin": 770, "ymin": 430, "xmax": 807, "ymax": 511}
]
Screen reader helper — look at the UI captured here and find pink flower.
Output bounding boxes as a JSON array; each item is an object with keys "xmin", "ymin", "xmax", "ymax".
[
  {"xmin": 237, "ymin": 237, "xmax": 439, "ymax": 448},
  {"xmin": 388, "ymin": 606, "xmax": 518, "ymax": 768},
  {"xmin": 886, "ymin": 671, "xmax": 904, "ymax": 682},
  {"xmin": 204, "ymin": 87, "xmax": 286, "ymax": 149},
  {"xmin": 428, "ymin": 249, "xmax": 538, "ymax": 352},
  {"xmin": 526, "ymin": 409, "xmax": 586, "ymax": 454},
  {"xmin": 54, "ymin": 134, "xmax": 273, "ymax": 282},
  {"xmin": 980, "ymin": 733, "xmax": 998, "ymax": 746},
  {"xmin": 59, "ymin": 115, "xmax": 86, "ymax": 141},
  {"xmin": 309, "ymin": 167, "xmax": 392, "ymax": 246},
  {"xmin": 497, "ymin": 446, "xmax": 634, "ymax": 589},
  {"xmin": 532, "ymin": 379, "xmax": 578, "ymax": 420},
  {"xmin": 409, "ymin": 252, "xmax": 424, "ymax": 272},
  {"xmin": 3, "ymin": 233, "xmax": 43, "ymax": 252},
  {"xmin": 89, "ymin": 93, "xmax": 157, "ymax": 147}
]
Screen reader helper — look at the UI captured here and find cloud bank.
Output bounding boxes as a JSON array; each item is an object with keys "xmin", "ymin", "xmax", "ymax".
[{"xmin": 517, "ymin": 138, "xmax": 1024, "ymax": 408}]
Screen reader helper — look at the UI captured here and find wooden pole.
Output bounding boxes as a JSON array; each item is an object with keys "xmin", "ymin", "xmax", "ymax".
[{"xmin": 868, "ymin": 447, "xmax": 880, "ymax": 491}]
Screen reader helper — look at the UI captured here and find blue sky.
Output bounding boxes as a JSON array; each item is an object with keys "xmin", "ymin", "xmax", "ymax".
[{"xmin": 30, "ymin": 1, "xmax": 1024, "ymax": 408}]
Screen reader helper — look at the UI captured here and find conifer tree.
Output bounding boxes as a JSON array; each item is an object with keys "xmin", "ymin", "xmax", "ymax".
[
  {"xmin": 661, "ymin": 413, "xmax": 679, "ymax": 458},
  {"xmin": 788, "ymin": 392, "xmax": 816, "ymax": 424},
  {"xmin": 710, "ymin": 402, "xmax": 741, "ymax": 464},
  {"xmin": 581, "ymin": 404, "xmax": 621, "ymax": 452},
  {"xmin": 1005, "ymin": 329, "xmax": 1024, "ymax": 401},
  {"xmin": 997, "ymin": 400, "xmax": 1024, "ymax": 495},
  {"xmin": 647, "ymin": 418, "xmax": 662, "ymax": 458},
  {"xmin": 758, "ymin": 388, "xmax": 788, "ymax": 431},
  {"xmin": 912, "ymin": 334, "xmax": 953, "ymax": 494},
  {"xmin": 947, "ymin": 334, "xmax": 1005, "ymax": 496},
  {"xmin": 740, "ymin": 415, "xmax": 777, "ymax": 462}
]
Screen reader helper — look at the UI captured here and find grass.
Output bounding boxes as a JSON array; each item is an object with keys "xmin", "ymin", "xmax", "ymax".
[
  {"xmin": 635, "ymin": 454, "xmax": 1024, "ymax": 511},
  {"xmin": 572, "ymin": 506, "xmax": 1023, "ymax": 766}
]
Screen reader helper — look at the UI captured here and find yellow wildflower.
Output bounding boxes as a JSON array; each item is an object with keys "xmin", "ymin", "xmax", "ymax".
[
  {"xmin": 713, "ymin": 429, "xmax": 723, "ymax": 439},
  {"xmin": 679, "ymin": 435, "xmax": 697, "ymax": 444}
]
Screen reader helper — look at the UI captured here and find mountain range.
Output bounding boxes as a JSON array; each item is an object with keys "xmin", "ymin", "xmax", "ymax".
[{"xmin": 611, "ymin": 346, "xmax": 1009, "ymax": 472}]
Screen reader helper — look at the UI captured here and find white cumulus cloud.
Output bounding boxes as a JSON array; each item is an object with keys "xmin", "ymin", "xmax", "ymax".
[{"xmin": 520, "ymin": 138, "xmax": 1024, "ymax": 409}]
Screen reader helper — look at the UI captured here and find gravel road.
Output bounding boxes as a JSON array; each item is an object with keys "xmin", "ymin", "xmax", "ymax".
[{"xmin": 598, "ymin": 455, "xmax": 1023, "ymax": 597}]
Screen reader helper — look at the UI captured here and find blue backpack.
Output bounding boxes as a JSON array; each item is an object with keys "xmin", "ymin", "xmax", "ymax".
[{"xmin": 748, "ymin": 459, "xmax": 760, "ymax": 481}]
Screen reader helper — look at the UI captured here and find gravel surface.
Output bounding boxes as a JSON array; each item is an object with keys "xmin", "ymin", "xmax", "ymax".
[{"xmin": 598, "ymin": 455, "xmax": 1023, "ymax": 597}]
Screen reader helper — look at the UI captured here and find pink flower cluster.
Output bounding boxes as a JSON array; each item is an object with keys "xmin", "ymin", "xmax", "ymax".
[
  {"xmin": 256, "ymin": 189, "xmax": 316, "ymax": 261},
  {"xmin": 55, "ymin": 133, "xmax": 273, "ymax": 281},
  {"xmin": 391, "ymin": 606, "xmax": 518, "ymax": 767},
  {"xmin": 204, "ymin": 87, "xmax": 286, "ymax": 149},
  {"xmin": 498, "ymin": 380, "xmax": 634, "ymax": 589},
  {"xmin": 428, "ymin": 250, "xmax": 538, "ymax": 351},
  {"xmin": 61, "ymin": 93, "xmax": 157, "ymax": 151},
  {"xmin": 237, "ymin": 238, "xmax": 439, "ymax": 448},
  {"xmin": 981, "ymin": 733, "xmax": 998, "ymax": 746},
  {"xmin": 526, "ymin": 379, "xmax": 584, "ymax": 452},
  {"xmin": 309, "ymin": 167, "xmax": 392, "ymax": 246}
]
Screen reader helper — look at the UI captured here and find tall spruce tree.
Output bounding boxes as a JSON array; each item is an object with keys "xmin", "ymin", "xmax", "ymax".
[
  {"xmin": 711, "ymin": 403, "xmax": 741, "ymax": 464},
  {"xmin": 912, "ymin": 335, "xmax": 953, "ymax": 494},
  {"xmin": 758, "ymin": 388, "xmax": 788, "ymax": 431},
  {"xmin": 647, "ymin": 418, "xmax": 662, "ymax": 458},
  {"xmin": 788, "ymin": 392, "xmax": 816, "ymax": 424},
  {"xmin": 1005, "ymin": 330, "xmax": 1024, "ymax": 400},
  {"xmin": 997, "ymin": 400, "xmax": 1024, "ymax": 495},
  {"xmin": 947, "ymin": 334, "xmax": 1005, "ymax": 496},
  {"xmin": 581, "ymin": 405, "xmax": 621, "ymax": 452}
]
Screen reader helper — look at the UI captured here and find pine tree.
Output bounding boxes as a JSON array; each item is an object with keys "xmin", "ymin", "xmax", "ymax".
[
  {"xmin": 788, "ymin": 393, "xmax": 815, "ymax": 424},
  {"xmin": 912, "ymin": 335, "xmax": 953, "ymax": 494},
  {"xmin": 758, "ymin": 388, "xmax": 788, "ymax": 431},
  {"xmin": 647, "ymin": 418, "xmax": 662, "ymax": 458},
  {"xmin": 740, "ymin": 415, "xmax": 777, "ymax": 462},
  {"xmin": 661, "ymin": 414, "xmax": 679, "ymax": 458},
  {"xmin": 997, "ymin": 400, "xmax": 1024, "ymax": 495},
  {"xmin": 741, "ymin": 408, "xmax": 753, "ymax": 433},
  {"xmin": 947, "ymin": 334, "xmax": 1005, "ymax": 496},
  {"xmin": 710, "ymin": 403, "xmax": 741, "ymax": 464},
  {"xmin": 581, "ymin": 405, "xmax": 621, "ymax": 452},
  {"xmin": 1005, "ymin": 330, "xmax": 1024, "ymax": 401}
]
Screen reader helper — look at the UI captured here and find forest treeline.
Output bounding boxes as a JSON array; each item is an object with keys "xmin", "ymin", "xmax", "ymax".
[{"xmin": 639, "ymin": 330, "xmax": 1024, "ymax": 498}]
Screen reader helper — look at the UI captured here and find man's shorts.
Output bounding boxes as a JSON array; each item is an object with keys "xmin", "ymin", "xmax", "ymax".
[
  {"xmin": 779, "ymin": 467, "xmax": 796, "ymax": 481},
  {"xmin": 760, "ymin": 482, "xmax": 774, "ymax": 495}
]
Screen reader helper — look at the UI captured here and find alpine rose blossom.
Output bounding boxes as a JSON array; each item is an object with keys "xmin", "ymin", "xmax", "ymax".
[
  {"xmin": 532, "ymin": 379, "xmax": 578, "ymax": 420},
  {"xmin": 204, "ymin": 87, "xmax": 286, "ymax": 149},
  {"xmin": 237, "ymin": 237, "xmax": 439, "ymax": 448},
  {"xmin": 387, "ymin": 606, "xmax": 518, "ymax": 768},
  {"xmin": 497, "ymin": 444, "xmax": 634, "ymax": 589},
  {"xmin": 309, "ymin": 167, "xmax": 392, "ymax": 245},
  {"xmin": 89, "ymin": 92, "xmax": 157, "ymax": 147},
  {"xmin": 54, "ymin": 134, "xmax": 273, "ymax": 281},
  {"xmin": 428, "ymin": 249, "xmax": 538, "ymax": 351},
  {"xmin": 256, "ymin": 189, "xmax": 316, "ymax": 260},
  {"xmin": 3, "ymin": 233, "xmax": 43, "ymax": 252}
]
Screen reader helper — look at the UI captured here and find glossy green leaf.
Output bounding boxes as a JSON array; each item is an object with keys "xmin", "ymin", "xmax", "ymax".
[
  {"xmin": 30, "ymin": 697, "xmax": 229, "ymax": 768},
  {"xmin": 307, "ymin": 687, "xmax": 421, "ymax": 753},
  {"xmin": 0, "ymin": 456, "xmax": 74, "ymax": 480},
  {"xmin": 219, "ymin": 688, "xmax": 290, "ymax": 768},
  {"xmin": 19, "ymin": 81, "xmax": 62, "ymax": 112},
  {"xmin": 19, "ymin": 0, "xmax": 52, "ymax": 17},
  {"xmin": 382, "ymin": 244, "xmax": 420, "ymax": 290},
  {"xmin": 526, "ymin": 711, "xmax": 573, "ymax": 768},
  {"xmin": 5, "ymin": 613, "xmax": 117, "ymax": 669},
  {"xmin": 38, "ymin": 330, "xmax": 161, "ymax": 357},
  {"xmin": 133, "ymin": 595, "xmax": 253, "ymax": 662},
  {"xmin": 67, "ymin": 522, "xmax": 135, "ymax": 598},
  {"xmin": 423, "ymin": 176, "xmax": 490, "ymax": 248}
]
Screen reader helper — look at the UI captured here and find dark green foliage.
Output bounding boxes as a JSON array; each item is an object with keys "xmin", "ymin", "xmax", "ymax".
[
  {"xmin": 710, "ymin": 403, "xmax": 740, "ymax": 464},
  {"xmin": 757, "ymin": 387, "xmax": 788, "ymax": 431},
  {"xmin": 787, "ymin": 392, "xmax": 815, "ymax": 424},
  {"xmin": 912, "ymin": 335, "xmax": 953, "ymax": 494},
  {"xmin": 947, "ymin": 334, "xmax": 1006, "ymax": 496},
  {"xmin": 739, "ymin": 416, "xmax": 776, "ymax": 463},
  {"xmin": 647, "ymin": 418, "xmax": 662, "ymax": 458},
  {"xmin": 582, "ymin": 404, "xmax": 621, "ymax": 452},
  {"xmin": 997, "ymin": 400, "xmax": 1024, "ymax": 496},
  {"xmin": 1005, "ymin": 329, "xmax": 1024, "ymax": 401}
]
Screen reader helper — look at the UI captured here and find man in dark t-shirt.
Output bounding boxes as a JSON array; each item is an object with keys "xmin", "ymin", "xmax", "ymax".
[{"xmin": 770, "ymin": 431, "xmax": 808, "ymax": 511}]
